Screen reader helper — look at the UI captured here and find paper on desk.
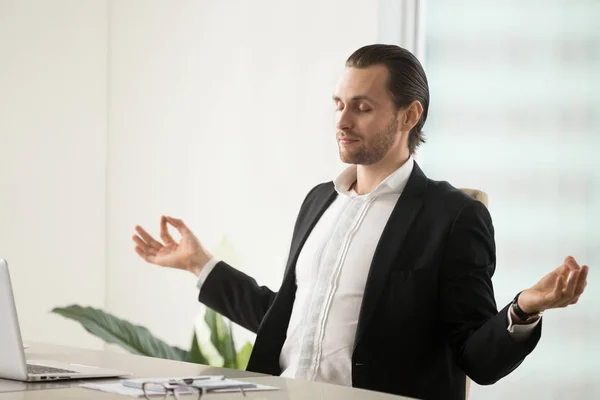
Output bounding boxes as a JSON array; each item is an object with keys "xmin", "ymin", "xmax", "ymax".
[
  {"xmin": 80, "ymin": 378, "xmax": 279, "ymax": 398},
  {"xmin": 79, "ymin": 382, "xmax": 148, "ymax": 398},
  {"xmin": 121, "ymin": 375, "xmax": 224, "ymax": 389},
  {"xmin": 192, "ymin": 378, "xmax": 275, "ymax": 392}
]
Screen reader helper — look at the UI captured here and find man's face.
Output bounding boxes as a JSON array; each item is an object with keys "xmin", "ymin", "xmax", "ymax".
[{"xmin": 333, "ymin": 65, "xmax": 402, "ymax": 165}]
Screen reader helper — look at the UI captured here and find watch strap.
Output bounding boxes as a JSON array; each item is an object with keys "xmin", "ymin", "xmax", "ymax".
[{"xmin": 512, "ymin": 291, "xmax": 542, "ymax": 322}]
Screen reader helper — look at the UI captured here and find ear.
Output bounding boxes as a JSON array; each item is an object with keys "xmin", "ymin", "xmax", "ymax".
[{"xmin": 399, "ymin": 100, "xmax": 424, "ymax": 132}]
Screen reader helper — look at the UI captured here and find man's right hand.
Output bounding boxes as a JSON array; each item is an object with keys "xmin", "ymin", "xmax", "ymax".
[{"xmin": 133, "ymin": 216, "xmax": 212, "ymax": 277}]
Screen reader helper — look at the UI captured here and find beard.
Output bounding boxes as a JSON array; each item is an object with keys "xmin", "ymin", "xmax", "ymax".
[{"xmin": 338, "ymin": 117, "xmax": 399, "ymax": 165}]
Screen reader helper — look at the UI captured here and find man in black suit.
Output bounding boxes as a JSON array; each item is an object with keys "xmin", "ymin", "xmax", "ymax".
[{"xmin": 133, "ymin": 44, "xmax": 589, "ymax": 400}]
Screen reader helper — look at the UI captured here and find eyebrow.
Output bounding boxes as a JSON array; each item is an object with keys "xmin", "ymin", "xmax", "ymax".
[{"xmin": 332, "ymin": 95, "xmax": 379, "ymax": 106}]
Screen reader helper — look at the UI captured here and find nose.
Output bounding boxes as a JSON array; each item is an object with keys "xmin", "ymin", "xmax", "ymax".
[{"xmin": 336, "ymin": 108, "xmax": 353, "ymax": 132}]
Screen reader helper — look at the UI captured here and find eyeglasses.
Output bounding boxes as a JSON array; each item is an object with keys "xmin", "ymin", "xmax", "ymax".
[{"xmin": 142, "ymin": 380, "xmax": 249, "ymax": 399}]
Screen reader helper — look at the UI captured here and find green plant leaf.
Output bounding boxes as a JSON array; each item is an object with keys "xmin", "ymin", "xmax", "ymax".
[
  {"xmin": 52, "ymin": 305, "xmax": 188, "ymax": 361},
  {"xmin": 204, "ymin": 308, "xmax": 238, "ymax": 369},
  {"xmin": 236, "ymin": 342, "xmax": 253, "ymax": 370},
  {"xmin": 188, "ymin": 331, "xmax": 209, "ymax": 365}
]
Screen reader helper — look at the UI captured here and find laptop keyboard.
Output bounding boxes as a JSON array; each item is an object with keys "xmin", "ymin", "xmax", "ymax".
[{"xmin": 27, "ymin": 364, "xmax": 77, "ymax": 375}]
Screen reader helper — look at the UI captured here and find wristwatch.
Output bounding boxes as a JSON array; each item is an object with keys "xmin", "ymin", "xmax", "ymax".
[{"xmin": 511, "ymin": 292, "xmax": 543, "ymax": 323}]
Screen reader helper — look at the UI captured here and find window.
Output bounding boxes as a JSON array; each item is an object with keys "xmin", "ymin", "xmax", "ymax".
[{"xmin": 422, "ymin": 1, "xmax": 600, "ymax": 398}]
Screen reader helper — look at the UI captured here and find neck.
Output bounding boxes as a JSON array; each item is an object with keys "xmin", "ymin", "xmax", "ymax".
[{"xmin": 353, "ymin": 153, "xmax": 411, "ymax": 195}]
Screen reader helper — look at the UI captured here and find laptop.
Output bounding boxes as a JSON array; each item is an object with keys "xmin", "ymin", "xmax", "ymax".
[{"xmin": 0, "ymin": 258, "xmax": 132, "ymax": 382}]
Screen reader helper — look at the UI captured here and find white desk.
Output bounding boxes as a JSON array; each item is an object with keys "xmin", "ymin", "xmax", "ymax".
[{"xmin": 0, "ymin": 342, "xmax": 414, "ymax": 399}]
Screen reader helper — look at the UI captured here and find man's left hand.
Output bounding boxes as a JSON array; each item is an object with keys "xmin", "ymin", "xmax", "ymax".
[{"xmin": 518, "ymin": 256, "xmax": 589, "ymax": 315}]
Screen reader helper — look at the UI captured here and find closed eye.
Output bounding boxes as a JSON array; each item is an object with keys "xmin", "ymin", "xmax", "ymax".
[{"xmin": 332, "ymin": 96, "xmax": 373, "ymax": 113}]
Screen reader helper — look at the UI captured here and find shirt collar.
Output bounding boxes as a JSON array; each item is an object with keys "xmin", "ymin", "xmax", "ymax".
[{"xmin": 334, "ymin": 157, "xmax": 414, "ymax": 198}]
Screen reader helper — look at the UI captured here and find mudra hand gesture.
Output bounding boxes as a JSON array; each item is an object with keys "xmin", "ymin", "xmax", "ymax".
[
  {"xmin": 517, "ymin": 256, "xmax": 589, "ymax": 316},
  {"xmin": 133, "ymin": 216, "xmax": 212, "ymax": 277}
]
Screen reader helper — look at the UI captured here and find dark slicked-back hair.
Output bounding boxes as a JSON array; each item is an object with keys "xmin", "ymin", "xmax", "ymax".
[{"xmin": 346, "ymin": 44, "xmax": 429, "ymax": 154}]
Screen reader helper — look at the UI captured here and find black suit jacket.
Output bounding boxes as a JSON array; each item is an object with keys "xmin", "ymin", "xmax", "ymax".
[{"xmin": 199, "ymin": 163, "xmax": 541, "ymax": 400}]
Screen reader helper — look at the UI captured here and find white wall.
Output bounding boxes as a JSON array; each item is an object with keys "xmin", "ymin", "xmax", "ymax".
[
  {"xmin": 0, "ymin": 0, "xmax": 380, "ymax": 353},
  {"xmin": 106, "ymin": 0, "xmax": 379, "ymax": 351},
  {"xmin": 0, "ymin": 0, "xmax": 107, "ymax": 349}
]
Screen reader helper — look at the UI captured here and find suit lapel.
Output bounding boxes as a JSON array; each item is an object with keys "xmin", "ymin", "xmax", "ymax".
[
  {"xmin": 248, "ymin": 184, "xmax": 338, "ymax": 375},
  {"xmin": 280, "ymin": 184, "xmax": 338, "ymax": 292},
  {"xmin": 354, "ymin": 163, "xmax": 428, "ymax": 350}
]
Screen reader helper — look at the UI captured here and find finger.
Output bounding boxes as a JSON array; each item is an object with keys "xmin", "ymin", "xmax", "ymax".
[
  {"xmin": 569, "ymin": 279, "xmax": 588, "ymax": 304},
  {"xmin": 573, "ymin": 265, "xmax": 589, "ymax": 297},
  {"xmin": 550, "ymin": 263, "xmax": 569, "ymax": 282},
  {"xmin": 135, "ymin": 246, "xmax": 158, "ymax": 262},
  {"xmin": 564, "ymin": 256, "xmax": 581, "ymax": 271},
  {"xmin": 166, "ymin": 216, "xmax": 191, "ymax": 235},
  {"xmin": 135, "ymin": 226, "xmax": 163, "ymax": 250},
  {"xmin": 135, "ymin": 246, "xmax": 155, "ymax": 262},
  {"xmin": 556, "ymin": 263, "xmax": 571, "ymax": 278},
  {"xmin": 134, "ymin": 234, "xmax": 159, "ymax": 253},
  {"xmin": 133, "ymin": 235, "xmax": 149, "ymax": 252},
  {"xmin": 160, "ymin": 216, "xmax": 176, "ymax": 245},
  {"xmin": 552, "ymin": 275, "xmax": 566, "ymax": 305},
  {"xmin": 563, "ymin": 269, "xmax": 580, "ymax": 299},
  {"xmin": 134, "ymin": 246, "xmax": 146, "ymax": 259}
]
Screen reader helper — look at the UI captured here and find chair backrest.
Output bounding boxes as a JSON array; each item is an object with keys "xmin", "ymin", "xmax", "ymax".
[
  {"xmin": 460, "ymin": 188, "xmax": 488, "ymax": 208},
  {"xmin": 459, "ymin": 188, "xmax": 489, "ymax": 400}
]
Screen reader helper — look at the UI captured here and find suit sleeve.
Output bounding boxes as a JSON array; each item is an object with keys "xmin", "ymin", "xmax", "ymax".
[
  {"xmin": 439, "ymin": 200, "xmax": 542, "ymax": 385},
  {"xmin": 198, "ymin": 261, "xmax": 277, "ymax": 333}
]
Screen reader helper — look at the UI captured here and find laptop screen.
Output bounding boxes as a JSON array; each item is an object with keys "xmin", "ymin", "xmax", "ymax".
[{"xmin": 0, "ymin": 259, "xmax": 30, "ymax": 381}]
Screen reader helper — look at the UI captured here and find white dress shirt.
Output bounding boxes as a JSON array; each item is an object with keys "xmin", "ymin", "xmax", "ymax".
[{"xmin": 198, "ymin": 157, "xmax": 539, "ymax": 386}]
